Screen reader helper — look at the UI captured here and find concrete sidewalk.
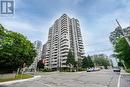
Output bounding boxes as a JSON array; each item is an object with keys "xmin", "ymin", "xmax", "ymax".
[
  {"xmin": 0, "ymin": 75, "xmax": 41, "ymax": 85},
  {"xmin": 121, "ymin": 69, "xmax": 130, "ymax": 75}
]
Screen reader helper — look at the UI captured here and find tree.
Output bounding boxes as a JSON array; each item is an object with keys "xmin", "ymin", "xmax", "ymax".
[
  {"xmin": 114, "ymin": 36, "xmax": 130, "ymax": 68},
  {"xmin": 93, "ymin": 55, "xmax": 110, "ymax": 69},
  {"xmin": 82, "ymin": 56, "xmax": 89, "ymax": 69},
  {"xmin": 87, "ymin": 55, "xmax": 94, "ymax": 68},
  {"xmin": 77, "ymin": 58, "xmax": 82, "ymax": 68},
  {"xmin": 66, "ymin": 50, "xmax": 76, "ymax": 68},
  {"xmin": 0, "ymin": 25, "xmax": 37, "ymax": 73},
  {"xmin": 82, "ymin": 55, "xmax": 94, "ymax": 69},
  {"xmin": 37, "ymin": 59, "xmax": 44, "ymax": 70}
]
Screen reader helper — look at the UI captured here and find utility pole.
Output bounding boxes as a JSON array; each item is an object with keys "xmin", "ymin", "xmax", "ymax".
[{"xmin": 116, "ymin": 19, "xmax": 130, "ymax": 46}]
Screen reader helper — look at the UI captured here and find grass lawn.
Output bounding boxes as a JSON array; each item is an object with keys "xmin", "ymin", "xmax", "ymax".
[{"xmin": 0, "ymin": 74, "xmax": 33, "ymax": 82}]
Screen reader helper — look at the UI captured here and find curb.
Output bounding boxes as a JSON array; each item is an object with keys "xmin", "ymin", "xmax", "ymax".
[
  {"xmin": 120, "ymin": 70, "xmax": 130, "ymax": 75},
  {"xmin": 0, "ymin": 75, "xmax": 41, "ymax": 85},
  {"xmin": 121, "ymin": 73, "xmax": 130, "ymax": 75}
]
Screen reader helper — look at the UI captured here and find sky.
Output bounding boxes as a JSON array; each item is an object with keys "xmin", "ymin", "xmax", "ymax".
[{"xmin": 0, "ymin": 0, "xmax": 130, "ymax": 56}]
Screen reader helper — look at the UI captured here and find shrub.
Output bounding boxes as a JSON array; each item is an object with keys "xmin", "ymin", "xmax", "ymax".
[
  {"xmin": 59, "ymin": 67, "xmax": 70, "ymax": 72},
  {"xmin": 127, "ymin": 69, "xmax": 130, "ymax": 73},
  {"xmin": 78, "ymin": 68, "xmax": 85, "ymax": 71}
]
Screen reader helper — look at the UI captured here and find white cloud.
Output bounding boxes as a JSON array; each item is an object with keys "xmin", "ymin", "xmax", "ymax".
[
  {"xmin": 0, "ymin": 20, "xmax": 35, "ymax": 32},
  {"xmin": 80, "ymin": 0, "xmax": 130, "ymax": 56},
  {"xmin": 0, "ymin": 0, "xmax": 130, "ymax": 56},
  {"xmin": 0, "ymin": 16, "xmax": 48, "ymax": 44}
]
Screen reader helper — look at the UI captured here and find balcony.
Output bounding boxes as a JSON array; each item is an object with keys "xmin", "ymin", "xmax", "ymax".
[{"xmin": 60, "ymin": 47, "xmax": 69, "ymax": 51}]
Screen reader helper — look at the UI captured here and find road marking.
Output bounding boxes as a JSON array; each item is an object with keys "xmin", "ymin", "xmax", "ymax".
[
  {"xmin": 117, "ymin": 74, "xmax": 121, "ymax": 87},
  {"xmin": 44, "ymin": 84, "xmax": 54, "ymax": 87}
]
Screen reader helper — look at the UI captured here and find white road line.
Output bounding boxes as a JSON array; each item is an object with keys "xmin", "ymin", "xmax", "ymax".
[
  {"xmin": 117, "ymin": 74, "xmax": 121, "ymax": 87},
  {"xmin": 44, "ymin": 84, "xmax": 54, "ymax": 87}
]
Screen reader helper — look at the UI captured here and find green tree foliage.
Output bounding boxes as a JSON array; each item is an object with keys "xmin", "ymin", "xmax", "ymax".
[
  {"xmin": 66, "ymin": 50, "xmax": 76, "ymax": 67},
  {"xmin": 114, "ymin": 36, "xmax": 130, "ymax": 68},
  {"xmin": 82, "ymin": 56, "xmax": 89, "ymax": 68},
  {"xmin": 118, "ymin": 61, "xmax": 123, "ymax": 67},
  {"xmin": 87, "ymin": 55, "xmax": 94, "ymax": 68},
  {"xmin": 0, "ymin": 25, "xmax": 37, "ymax": 73},
  {"xmin": 0, "ymin": 24, "xmax": 5, "ymax": 39},
  {"xmin": 82, "ymin": 55, "xmax": 94, "ymax": 69},
  {"xmin": 77, "ymin": 59, "xmax": 82, "ymax": 68},
  {"xmin": 94, "ymin": 56, "xmax": 110, "ymax": 69},
  {"xmin": 37, "ymin": 59, "xmax": 44, "ymax": 70}
]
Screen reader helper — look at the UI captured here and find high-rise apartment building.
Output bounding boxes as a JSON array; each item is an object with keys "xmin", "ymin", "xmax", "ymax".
[
  {"xmin": 41, "ymin": 43, "xmax": 47, "ymax": 59},
  {"xmin": 30, "ymin": 40, "xmax": 42, "ymax": 69},
  {"xmin": 34, "ymin": 40, "xmax": 42, "ymax": 52},
  {"xmin": 43, "ymin": 14, "xmax": 84, "ymax": 70}
]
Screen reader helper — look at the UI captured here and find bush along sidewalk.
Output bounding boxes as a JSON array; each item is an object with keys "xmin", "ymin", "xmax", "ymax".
[{"xmin": 127, "ymin": 69, "xmax": 130, "ymax": 73}]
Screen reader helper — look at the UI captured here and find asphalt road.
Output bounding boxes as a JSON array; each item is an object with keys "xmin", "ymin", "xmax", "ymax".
[
  {"xmin": 120, "ymin": 73, "xmax": 130, "ymax": 87},
  {"xmin": 0, "ymin": 69, "xmax": 130, "ymax": 87}
]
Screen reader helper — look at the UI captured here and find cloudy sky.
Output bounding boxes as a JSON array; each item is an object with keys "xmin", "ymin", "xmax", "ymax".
[{"xmin": 0, "ymin": 0, "xmax": 130, "ymax": 56}]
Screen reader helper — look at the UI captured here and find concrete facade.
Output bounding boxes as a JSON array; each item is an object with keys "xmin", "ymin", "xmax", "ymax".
[{"xmin": 43, "ymin": 14, "xmax": 84, "ymax": 69}]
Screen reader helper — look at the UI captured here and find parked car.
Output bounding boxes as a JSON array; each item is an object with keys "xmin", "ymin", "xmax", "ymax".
[
  {"xmin": 113, "ymin": 67, "xmax": 121, "ymax": 72},
  {"xmin": 87, "ymin": 67, "xmax": 100, "ymax": 72},
  {"xmin": 87, "ymin": 68, "xmax": 94, "ymax": 72},
  {"xmin": 94, "ymin": 68, "xmax": 100, "ymax": 71}
]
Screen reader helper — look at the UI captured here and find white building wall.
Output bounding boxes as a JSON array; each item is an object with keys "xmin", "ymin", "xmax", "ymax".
[{"xmin": 45, "ymin": 14, "xmax": 84, "ymax": 69}]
